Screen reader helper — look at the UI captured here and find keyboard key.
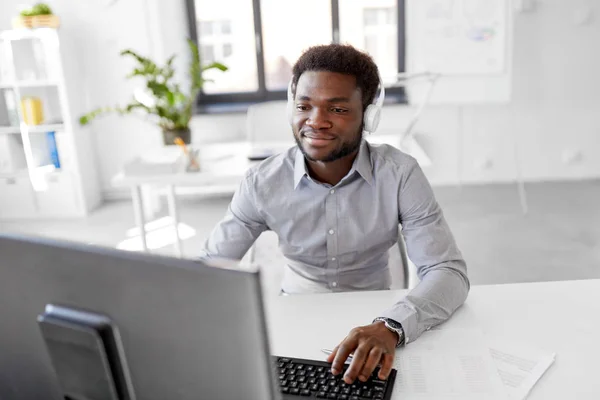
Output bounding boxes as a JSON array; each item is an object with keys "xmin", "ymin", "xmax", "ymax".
[
  {"xmin": 316, "ymin": 392, "xmax": 328, "ymax": 398},
  {"xmin": 327, "ymin": 393, "xmax": 337, "ymax": 399},
  {"xmin": 300, "ymin": 389, "xmax": 311, "ymax": 396},
  {"xmin": 281, "ymin": 387, "xmax": 289, "ymax": 394},
  {"xmin": 280, "ymin": 380, "xmax": 288, "ymax": 387},
  {"xmin": 300, "ymin": 382, "xmax": 308, "ymax": 389},
  {"xmin": 290, "ymin": 388, "xmax": 300, "ymax": 395},
  {"xmin": 338, "ymin": 396, "xmax": 348, "ymax": 400}
]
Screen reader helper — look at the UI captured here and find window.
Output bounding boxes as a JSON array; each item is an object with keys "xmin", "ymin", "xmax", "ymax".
[
  {"xmin": 186, "ymin": 0, "xmax": 406, "ymax": 110},
  {"xmin": 339, "ymin": 2, "xmax": 399, "ymax": 84},
  {"xmin": 260, "ymin": 0, "xmax": 332, "ymax": 91}
]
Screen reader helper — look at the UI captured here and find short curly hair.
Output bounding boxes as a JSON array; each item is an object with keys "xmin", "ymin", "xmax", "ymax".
[{"xmin": 291, "ymin": 44, "xmax": 380, "ymax": 111}]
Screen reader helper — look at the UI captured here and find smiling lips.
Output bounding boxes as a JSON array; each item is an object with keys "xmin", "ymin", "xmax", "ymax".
[{"xmin": 303, "ymin": 132, "xmax": 336, "ymax": 147}]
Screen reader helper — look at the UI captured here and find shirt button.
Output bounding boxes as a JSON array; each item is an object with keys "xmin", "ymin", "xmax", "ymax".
[
  {"xmin": 331, "ymin": 257, "xmax": 336, "ymax": 261},
  {"xmin": 328, "ymin": 229, "xmax": 335, "ymax": 235},
  {"xmin": 332, "ymin": 282, "xmax": 338, "ymax": 287},
  {"xmin": 330, "ymin": 189, "xmax": 335, "ymax": 194}
]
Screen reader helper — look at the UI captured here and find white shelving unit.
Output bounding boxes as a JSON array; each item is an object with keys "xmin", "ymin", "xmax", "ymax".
[{"xmin": 0, "ymin": 28, "xmax": 101, "ymax": 220}]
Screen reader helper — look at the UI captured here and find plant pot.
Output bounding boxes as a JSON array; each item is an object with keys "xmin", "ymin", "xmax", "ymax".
[
  {"xmin": 162, "ymin": 128, "xmax": 191, "ymax": 145},
  {"xmin": 12, "ymin": 15, "xmax": 60, "ymax": 29}
]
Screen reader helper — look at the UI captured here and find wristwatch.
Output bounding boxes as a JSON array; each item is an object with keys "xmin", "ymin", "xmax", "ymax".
[{"xmin": 373, "ymin": 317, "xmax": 405, "ymax": 347}]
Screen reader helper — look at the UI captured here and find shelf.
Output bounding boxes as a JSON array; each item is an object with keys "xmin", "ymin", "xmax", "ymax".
[
  {"xmin": 17, "ymin": 80, "xmax": 60, "ymax": 88},
  {"xmin": 0, "ymin": 126, "xmax": 20, "ymax": 135},
  {"xmin": 0, "ymin": 80, "xmax": 59, "ymax": 88},
  {"xmin": 0, "ymin": 28, "xmax": 57, "ymax": 41},
  {"xmin": 0, "ymin": 170, "xmax": 29, "ymax": 179},
  {"xmin": 24, "ymin": 123, "xmax": 64, "ymax": 132},
  {"xmin": 0, "ymin": 167, "xmax": 64, "ymax": 178}
]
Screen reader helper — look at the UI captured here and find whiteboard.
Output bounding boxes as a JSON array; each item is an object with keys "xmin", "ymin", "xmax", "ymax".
[{"xmin": 409, "ymin": 0, "xmax": 508, "ymax": 75}]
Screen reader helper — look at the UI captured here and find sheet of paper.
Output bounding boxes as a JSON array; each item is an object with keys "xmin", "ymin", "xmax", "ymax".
[
  {"xmin": 487, "ymin": 338, "xmax": 555, "ymax": 400},
  {"xmin": 391, "ymin": 329, "xmax": 508, "ymax": 399}
]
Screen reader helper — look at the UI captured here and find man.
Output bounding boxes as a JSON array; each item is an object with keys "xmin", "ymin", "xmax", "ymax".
[{"xmin": 200, "ymin": 44, "xmax": 469, "ymax": 384}]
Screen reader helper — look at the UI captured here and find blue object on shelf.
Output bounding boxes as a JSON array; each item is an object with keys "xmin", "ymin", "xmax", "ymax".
[{"xmin": 46, "ymin": 131, "xmax": 61, "ymax": 169}]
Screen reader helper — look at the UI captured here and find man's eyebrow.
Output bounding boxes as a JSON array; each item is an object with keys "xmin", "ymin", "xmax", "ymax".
[{"xmin": 296, "ymin": 95, "xmax": 352, "ymax": 103}]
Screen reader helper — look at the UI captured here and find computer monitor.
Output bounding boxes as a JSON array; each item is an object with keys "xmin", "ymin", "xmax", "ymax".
[{"xmin": 0, "ymin": 233, "xmax": 278, "ymax": 400}]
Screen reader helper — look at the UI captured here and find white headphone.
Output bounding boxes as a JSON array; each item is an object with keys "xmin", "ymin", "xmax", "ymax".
[{"xmin": 286, "ymin": 72, "xmax": 385, "ymax": 134}]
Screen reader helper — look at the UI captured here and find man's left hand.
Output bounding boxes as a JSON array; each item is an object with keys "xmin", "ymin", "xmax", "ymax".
[{"xmin": 326, "ymin": 321, "xmax": 398, "ymax": 384}]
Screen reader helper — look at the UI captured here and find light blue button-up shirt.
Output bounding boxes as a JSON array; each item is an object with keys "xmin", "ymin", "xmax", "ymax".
[{"xmin": 200, "ymin": 140, "xmax": 469, "ymax": 343}]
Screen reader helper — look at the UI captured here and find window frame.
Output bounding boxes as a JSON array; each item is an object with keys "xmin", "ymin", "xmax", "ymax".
[{"xmin": 185, "ymin": 0, "xmax": 406, "ymax": 113}]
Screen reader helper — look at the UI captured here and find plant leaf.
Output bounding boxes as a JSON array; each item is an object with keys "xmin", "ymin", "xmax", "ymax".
[{"xmin": 201, "ymin": 62, "xmax": 228, "ymax": 72}]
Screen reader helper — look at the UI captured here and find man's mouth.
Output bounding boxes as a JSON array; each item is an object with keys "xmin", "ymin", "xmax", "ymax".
[{"xmin": 302, "ymin": 133, "xmax": 336, "ymax": 147}]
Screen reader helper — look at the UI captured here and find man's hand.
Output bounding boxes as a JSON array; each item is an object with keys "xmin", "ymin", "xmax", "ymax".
[{"xmin": 326, "ymin": 321, "xmax": 398, "ymax": 384}]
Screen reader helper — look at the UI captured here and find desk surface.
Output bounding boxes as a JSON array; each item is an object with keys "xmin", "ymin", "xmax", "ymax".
[{"xmin": 266, "ymin": 279, "xmax": 600, "ymax": 399}]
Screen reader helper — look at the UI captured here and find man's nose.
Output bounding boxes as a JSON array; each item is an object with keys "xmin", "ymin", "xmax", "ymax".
[{"xmin": 306, "ymin": 108, "xmax": 332, "ymax": 130}]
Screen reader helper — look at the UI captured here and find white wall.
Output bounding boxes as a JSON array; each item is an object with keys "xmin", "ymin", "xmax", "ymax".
[{"xmin": 1, "ymin": 0, "xmax": 598, "ymax": 198}]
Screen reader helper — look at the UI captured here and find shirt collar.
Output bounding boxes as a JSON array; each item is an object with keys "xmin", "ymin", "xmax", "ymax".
[
  {"xmin": 353, "ymin": 139, "xmax": 374, "ymax": 186},
  {"xmin": 293, "ymin": 139, "xmax": 374, "ymax": 189},
  {"xmin": 293, "ymin": 147, "xmax": 308, "ymax": 189}
]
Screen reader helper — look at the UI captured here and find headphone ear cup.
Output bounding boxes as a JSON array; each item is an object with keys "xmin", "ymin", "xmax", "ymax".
[{"xmin": 363, "ymin": 104, "xmax": 381, "ymax": 133}]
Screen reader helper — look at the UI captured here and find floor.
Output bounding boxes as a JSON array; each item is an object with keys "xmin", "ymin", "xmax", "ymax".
[{"xmin": 1, "ymin": 179, "xmax": 599, "ymax": 295}]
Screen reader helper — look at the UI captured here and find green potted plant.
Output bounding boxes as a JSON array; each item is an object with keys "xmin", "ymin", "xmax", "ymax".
[
  {"xmin": 13, "ymin": 3, "xmax": 60, "ymax": 28},
  {"xmin": 80, "ymin": 39, "xmax": 227, "ymax": 145}
]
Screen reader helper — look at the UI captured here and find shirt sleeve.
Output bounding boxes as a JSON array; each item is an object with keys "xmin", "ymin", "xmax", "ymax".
[
  {"xmin": 377, "ymin": 159, "xmax": 470, "ymax": 344},
  {"xmin": 199, "ymin": 169, "xmax": 268, "ymax": 261}
]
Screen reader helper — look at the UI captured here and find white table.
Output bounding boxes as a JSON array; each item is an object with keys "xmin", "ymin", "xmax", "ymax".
[
  {"xmin": 113, "ymin": 137, "xmax": 431, "ymax": 257},
  {"xmin": 265, "ymin": 279, "xmax": 600, "ymax": 399},
  {"xmin": 112, "ymin": 142, "xmax": 261, "ymax": 255}
]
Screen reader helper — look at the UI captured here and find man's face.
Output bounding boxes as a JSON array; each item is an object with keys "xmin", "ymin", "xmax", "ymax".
[{"xmin": 291, "ymin": 71, "xmax": 364, "ymax": 163}]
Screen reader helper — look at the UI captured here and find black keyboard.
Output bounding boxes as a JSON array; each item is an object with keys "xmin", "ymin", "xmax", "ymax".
[{"xmin": 273, "ymin": 356, "xmax": 396, "ymax": 400}]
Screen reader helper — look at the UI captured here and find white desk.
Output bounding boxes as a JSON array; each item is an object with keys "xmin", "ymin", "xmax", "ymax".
[
  {"xmin": 113, "ymin": 137, "xmax": 430, "ymax": 256},
  {"xmin": 266, "ymin": 279, "xmax": 600, "ymax": 399},
  {"xmin": 112, "ymin": 142, "xmax": 261, "ymax": 255}
]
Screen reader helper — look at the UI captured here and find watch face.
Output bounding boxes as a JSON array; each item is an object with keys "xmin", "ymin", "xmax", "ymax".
[{"xmin": 386, "ymin": 319, "xmax": 403, "ymax": 331}]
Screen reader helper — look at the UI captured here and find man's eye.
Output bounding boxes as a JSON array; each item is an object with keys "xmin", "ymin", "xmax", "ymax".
[
  {"xmin": 332, "ymin": 108, "xmax": 348, "ymax": 114},
  {"xmin": 296, "ymin": 105, "xmax": 309, "ymax": 111}
]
